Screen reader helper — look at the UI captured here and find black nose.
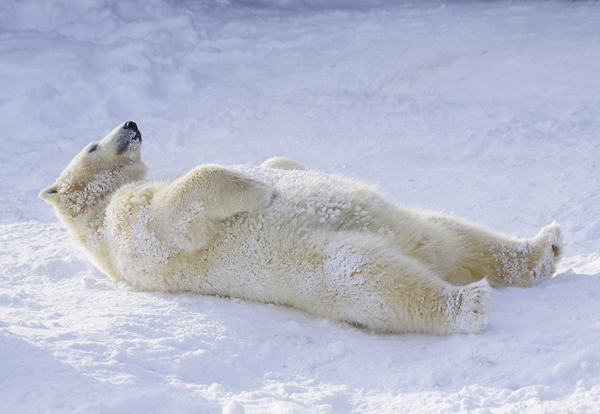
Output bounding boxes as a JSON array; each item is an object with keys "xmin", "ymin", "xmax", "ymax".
[{"xmin": 124, "ymin": 121, "xmax": 138, "ymax": 131}]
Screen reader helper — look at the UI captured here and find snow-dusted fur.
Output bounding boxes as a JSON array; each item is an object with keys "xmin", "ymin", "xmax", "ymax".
[{"xmin": 40, "ymin": 123, "xmax": 563, "ymax": 335}]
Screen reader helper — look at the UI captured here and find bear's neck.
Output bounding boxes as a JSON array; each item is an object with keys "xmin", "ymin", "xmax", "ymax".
[
  {"xmin": 60, "ymin": 169, "xmax": 130, "ymax": 218},
  {"xmin": 56, "ymin": 168, "xmax": 142, "ymax": 249}
]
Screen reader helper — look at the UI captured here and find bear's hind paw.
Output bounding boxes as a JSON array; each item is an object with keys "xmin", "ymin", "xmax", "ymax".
[
  {"xmin": 530, "ymin": 221, "xmax": 563, "ymax": 284},
  {"xmin": 454, "ymin": 279, "xmax": 491, "ymax": 334}
]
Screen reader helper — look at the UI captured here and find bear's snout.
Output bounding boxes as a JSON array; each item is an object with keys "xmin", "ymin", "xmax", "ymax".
[
  {"xmin": 124, "ymin": 121, "xmax": 138, "ymax": 131},
  {"xmin": 115, "ymin": 121, "xmax": 142, "ymax": 155},
  {"xmin": 124, "ymin": 121, "xmax": 141, "ymax": 143}
]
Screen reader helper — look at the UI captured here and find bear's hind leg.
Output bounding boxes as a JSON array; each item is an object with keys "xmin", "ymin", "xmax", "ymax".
[
  {"xmin": 425, "ymin": 214, "xmax": 563, "ymax": 288},
  {"xmin": 451, "ymin": 278, "xmax": 491, "ymax": 334},
  {"xmin": 327, "ymin": 245, "xmax": 492, "ymax": 335},
  {"xmin": 374, "ymin": 275, "xmax": 491, "ymax": 335},
  {"xmin": 489, "ymin": 221, "xmax": 563, "ymax": 288}
]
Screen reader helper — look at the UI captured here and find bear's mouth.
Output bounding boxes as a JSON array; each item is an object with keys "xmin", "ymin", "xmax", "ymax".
[
  {"xmin": 116, "ymin": 128, "xmax": 142, "ymax": 155},
  {"xmin": 131, "ymin": 130, "xmax": 142, "ymax": 144}
]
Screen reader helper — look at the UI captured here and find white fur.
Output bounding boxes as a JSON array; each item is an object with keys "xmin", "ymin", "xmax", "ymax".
[{"xmin": 40, "ymin": 123, "xmax": 563, "ymax": 335}]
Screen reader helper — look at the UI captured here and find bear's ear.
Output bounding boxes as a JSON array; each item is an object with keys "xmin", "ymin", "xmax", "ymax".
[{"xmin": 39, "ymin": 184, "xmax": 60, "ymax": 204}]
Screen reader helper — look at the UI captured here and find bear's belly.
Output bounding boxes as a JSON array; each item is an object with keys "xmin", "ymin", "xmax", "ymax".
[
  {"xmin": 194, "ymin": 201, "xmax": 393, "ymax": 308},
  {"xmin": 108, "ymin": 165, "xmax": 457, "ymax": 298}
]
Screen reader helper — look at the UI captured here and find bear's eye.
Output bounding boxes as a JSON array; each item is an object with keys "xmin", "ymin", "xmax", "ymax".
[{"xmin": 88, "ymin": 144, "xmax": 98, "ymax": 153}]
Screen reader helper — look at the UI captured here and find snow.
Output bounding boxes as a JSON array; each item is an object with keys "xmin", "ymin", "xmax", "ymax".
[{"xmin": 1, "ymin": 0, "xmax": 600, "ymax": 412}]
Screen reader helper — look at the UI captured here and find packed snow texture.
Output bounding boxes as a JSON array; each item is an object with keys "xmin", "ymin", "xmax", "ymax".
[{"xmin": 1, "ymin": 0, "xmax": 600, "ymax": 413}]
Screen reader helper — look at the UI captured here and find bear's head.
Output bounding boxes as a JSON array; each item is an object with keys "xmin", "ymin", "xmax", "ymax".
[{"xmin": 40, "ymin": 121, "xmax": 149, "ymax": 220}]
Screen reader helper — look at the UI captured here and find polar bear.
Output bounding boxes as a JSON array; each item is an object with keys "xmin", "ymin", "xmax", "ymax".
[{"xmin": 40, "ymin": 122, "xmax": 563, "ymax": 335}]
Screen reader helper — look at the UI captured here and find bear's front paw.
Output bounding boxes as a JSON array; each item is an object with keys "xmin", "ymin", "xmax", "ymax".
[
  {"xmin": 248, "ymin": 181, "xmax": 274, "ymax": 211},
  {"xmin": 454, "ymin": 279, "xmax": 491, "ymax": 334}
]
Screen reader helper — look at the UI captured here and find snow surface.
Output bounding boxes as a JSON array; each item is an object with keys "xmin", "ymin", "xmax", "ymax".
[{"xmin": 2, "ymin": 0, "xmax": 600, "ymax": 412}]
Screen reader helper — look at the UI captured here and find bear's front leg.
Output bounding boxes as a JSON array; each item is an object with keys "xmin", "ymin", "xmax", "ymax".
[
  {"xmin": 149, "ymin": 164, "xmax": 273, "ymax": 252},
  {"xmin": 260, "ymin": 156, "xmax": 306, "ymax": 171}
]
